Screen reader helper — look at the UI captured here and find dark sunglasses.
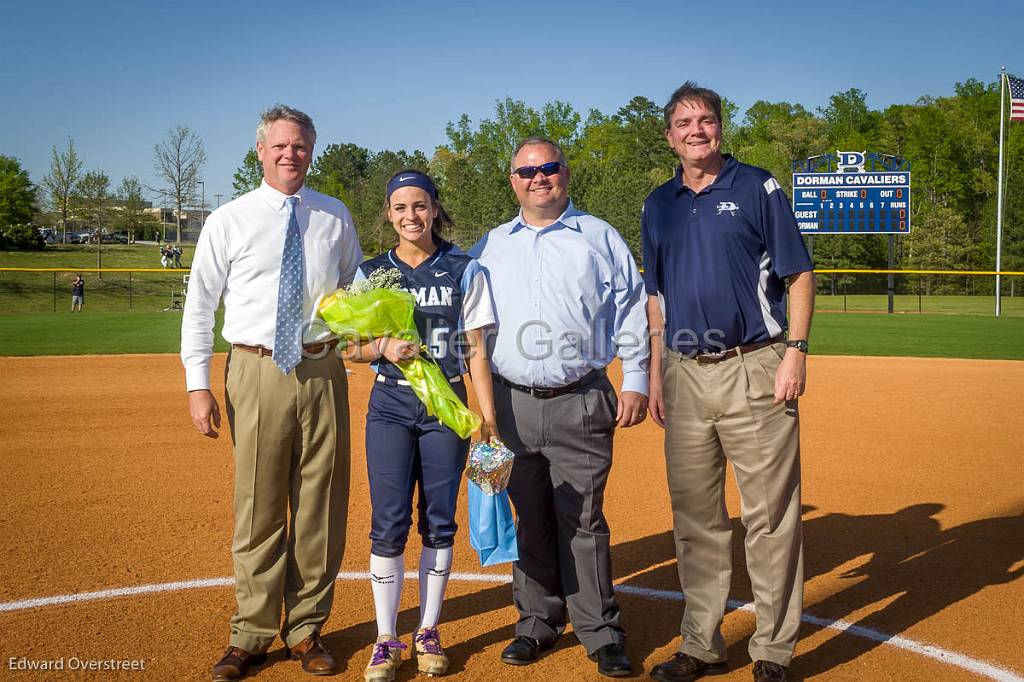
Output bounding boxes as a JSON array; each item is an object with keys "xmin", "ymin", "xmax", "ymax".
[{"xmin": 513, "ymin": 161, "xmax": 564, "ymax": 179}]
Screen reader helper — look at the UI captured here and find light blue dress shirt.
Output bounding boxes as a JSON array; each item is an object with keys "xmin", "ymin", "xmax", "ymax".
[{"xmin": 470, "ymin": 201, "xmax": 649, "ymax": 395}]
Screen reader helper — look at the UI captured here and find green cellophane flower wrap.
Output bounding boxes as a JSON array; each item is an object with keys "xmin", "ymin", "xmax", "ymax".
[
  {"xmin": 317, "ymin": 281, "xmax": 482, "ymax": 440},
  {"xmin": 397, "ymin": 354, "xmax": 481, "ymax": 439},
  {"xmin": 318, "ymin": 288, "xmax": 418, "ymax": 342}
]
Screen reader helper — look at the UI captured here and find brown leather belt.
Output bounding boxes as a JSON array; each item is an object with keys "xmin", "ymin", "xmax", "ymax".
[
  {"xmin": 693, "ymin": 337, "xmax": 783, "ymax": 365},
  {"xmin": 232, "ymin": 338, "xmax": 339, "ymax": 358},
  {"xmin": 495, "ymin": 368, "xmax": 603, "ymax": 399}
]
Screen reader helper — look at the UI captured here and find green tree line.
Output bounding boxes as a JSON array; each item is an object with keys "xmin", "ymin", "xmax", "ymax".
[
  {"xmin": 1, "ymin": 125, "xmax": 208, "ymax": 249},
  {"xmin": 236, "ymin": 78, "xmax": 1022, "ymax": 292}
]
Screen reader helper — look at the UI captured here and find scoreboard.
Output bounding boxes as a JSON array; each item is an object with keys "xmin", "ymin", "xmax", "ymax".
[{"xmin": 792, "ymin": 171, "xmax": 911, "ymax": 234}]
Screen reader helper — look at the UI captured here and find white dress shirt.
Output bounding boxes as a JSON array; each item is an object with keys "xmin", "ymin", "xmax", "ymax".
[
  {"xmin": 181, "ymin": 181, "xmax": 362, "ymax": 391},
  {"xmin": 471, "ymin": 201, "xmax": 650, "ymax": 395}
]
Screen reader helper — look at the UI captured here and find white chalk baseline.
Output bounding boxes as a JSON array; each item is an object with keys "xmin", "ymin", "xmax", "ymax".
[{"xmin": 0, "ymin": 572, "xmax": 1020, "ymax": 682}]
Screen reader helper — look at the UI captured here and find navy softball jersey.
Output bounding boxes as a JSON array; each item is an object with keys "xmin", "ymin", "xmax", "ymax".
[
  {"xmin": 356, "ymin": 240, "xmax": 494, "ymax": 557},
  {"xmin": 355, "ymin": 240, "xmax": 494, "ymax": 379}
]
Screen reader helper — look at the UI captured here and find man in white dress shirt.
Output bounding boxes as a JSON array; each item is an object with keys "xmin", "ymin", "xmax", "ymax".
[{"xmin": 182, "ymin": 105, "xmax": 362, "ymax": 681}]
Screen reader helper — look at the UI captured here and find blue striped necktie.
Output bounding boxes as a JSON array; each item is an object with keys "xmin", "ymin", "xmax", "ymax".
[{"xmin": 273, "ymin": 196, "xmax": 304, "ymax": 374}]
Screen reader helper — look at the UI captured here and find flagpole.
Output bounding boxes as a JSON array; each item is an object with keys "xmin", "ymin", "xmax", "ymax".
[{"xmin": 995, "ymin": 67, "xmax": 1006, "ymax": 317}]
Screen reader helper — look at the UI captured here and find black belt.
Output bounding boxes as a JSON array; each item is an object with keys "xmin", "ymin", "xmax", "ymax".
[
  {"xmin": 690, "ymin": 336, "xmax": 783, "ymax": 365},
  {"xmin": 495, "ymin": 369, "xmax": 603, "ymax": 399}
]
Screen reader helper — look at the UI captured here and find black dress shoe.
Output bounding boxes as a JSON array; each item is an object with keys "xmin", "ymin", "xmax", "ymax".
[
  {"xmin": 650, "ymin": 652, "xmax": 728, "ymax": 682},
  {"xmin": 500, "ymin": 635, "xmax": 554, "ymax": 665},
  {"xmin": 589, "ymin": 643, "xmax": 632, "ymax": 677}
]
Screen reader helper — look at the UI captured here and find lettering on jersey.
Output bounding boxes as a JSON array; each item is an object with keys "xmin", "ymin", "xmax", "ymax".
[
  {"xmin": 408, "ymin": 286, "xmax": 453, "ymax": 307},
  {"xmin": 716, "ymin": 201, "xmax": 740, "ymax": 216}
]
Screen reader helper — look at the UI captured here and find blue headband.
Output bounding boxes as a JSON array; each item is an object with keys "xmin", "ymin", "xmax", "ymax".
[{"xmin": 386, "ymin": 171, "xmax": 437, "ymax": 202}]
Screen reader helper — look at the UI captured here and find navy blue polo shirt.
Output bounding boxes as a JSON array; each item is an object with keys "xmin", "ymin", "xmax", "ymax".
[{"xmin": 641, "ymin": 155, "xmax": 812, "ymax": 353}]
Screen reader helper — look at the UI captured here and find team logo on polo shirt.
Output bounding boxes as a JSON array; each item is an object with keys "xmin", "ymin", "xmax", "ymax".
[{"xmin": 716, "ymin": 201, "xmax": 740, "ymax": 216}]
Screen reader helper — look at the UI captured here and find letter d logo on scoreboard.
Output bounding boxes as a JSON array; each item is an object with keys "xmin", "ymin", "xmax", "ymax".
[{"xmin": 837, "ymin": 151, "xmax": 866, "ymax": 173}]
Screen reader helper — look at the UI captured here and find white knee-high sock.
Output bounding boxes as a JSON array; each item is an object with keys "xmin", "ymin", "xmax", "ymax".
[
  {"xmin": 418, "ymin": 546, "xmax": 453, "ymax": 629},
  {"xmin": 370, "ymin": 553, "xmax": 404, "ymax": 637}
]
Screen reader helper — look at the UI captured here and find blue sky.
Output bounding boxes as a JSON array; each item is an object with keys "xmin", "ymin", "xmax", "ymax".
[{"xmin": 1, "ymin": 0, "xmax": 1020, "ymax": 210}]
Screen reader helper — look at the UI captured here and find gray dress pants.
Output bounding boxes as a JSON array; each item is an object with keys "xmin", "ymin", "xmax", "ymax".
[{"xmin": 494, "ymin": 371, "xmax": 625, "ymax": 655}]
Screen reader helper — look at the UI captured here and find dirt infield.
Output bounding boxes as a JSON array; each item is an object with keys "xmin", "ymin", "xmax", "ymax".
[{"xmin": 1, "ymin": 354, "xmax": 1022, "ymax": 681}]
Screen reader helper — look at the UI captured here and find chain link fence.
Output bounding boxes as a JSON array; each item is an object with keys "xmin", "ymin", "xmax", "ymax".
[
  {"xmin": 0, "ymin": 269, "xmax": 190, "ymax": 314},
  {"xmin": 2, "ymin": 268, "xmax": 1023, "ymax": 316}
]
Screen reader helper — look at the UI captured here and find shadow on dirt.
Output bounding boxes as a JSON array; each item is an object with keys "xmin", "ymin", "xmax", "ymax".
[{"xmin": 316, "ymin": 503, "xmax": 1023, "ymax": 678}]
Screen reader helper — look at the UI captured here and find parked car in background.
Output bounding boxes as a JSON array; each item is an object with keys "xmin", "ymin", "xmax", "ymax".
[{"xmin": 102, "ymin": 232, "xmax": 129, "ymax": 244}]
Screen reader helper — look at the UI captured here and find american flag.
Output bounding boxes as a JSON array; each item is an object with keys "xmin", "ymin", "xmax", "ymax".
[{"xmin": 1010, "ymin": 74, "xmax": 1024, "ymax": 122}]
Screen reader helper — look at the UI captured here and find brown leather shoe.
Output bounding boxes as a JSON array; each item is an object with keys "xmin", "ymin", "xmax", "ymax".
[
  {"xmin": 211, "ymin": 646, "xmax": 267, "ymax": 681},
  {"xmin": 289, "ymin": 633, "xmax": 338, "ymax": 675}
]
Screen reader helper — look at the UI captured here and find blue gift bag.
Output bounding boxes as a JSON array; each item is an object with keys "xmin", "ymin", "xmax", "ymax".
[{"xmin": 467, "ymin": 480, "xmax": 519, "ymax": 566}]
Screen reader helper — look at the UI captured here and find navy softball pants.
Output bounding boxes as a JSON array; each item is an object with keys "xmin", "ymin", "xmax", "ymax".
[{"xmin": 365, "ymin": 378, "xmax": 470, "ymax": 557}]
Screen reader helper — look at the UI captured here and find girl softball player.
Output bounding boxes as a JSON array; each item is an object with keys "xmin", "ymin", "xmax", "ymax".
[{"xmin": 346, "ymin": 170, "xmax": 497, "ymax": 681}]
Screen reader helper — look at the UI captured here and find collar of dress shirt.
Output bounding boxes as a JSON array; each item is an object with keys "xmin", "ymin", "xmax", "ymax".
[
  {"xmin": 258, "ymin": 179, "xmax": 306, "ymax": 211},
  {"xmin": 505, "ymin": 197, "xmax": 585, "ymax": 235},
  {"xmin": 507, "ymin": 199, "xmax": 584, "ymax": 235}
]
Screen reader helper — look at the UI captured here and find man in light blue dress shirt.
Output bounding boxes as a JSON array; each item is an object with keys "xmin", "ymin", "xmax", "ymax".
[{"xmin": 471, "ymin": 137, "xmax": 649, "ymax": 678}]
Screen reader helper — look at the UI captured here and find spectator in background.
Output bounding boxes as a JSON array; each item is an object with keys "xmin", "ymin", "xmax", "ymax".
[{"xmin": 71, "ymin": 274, "xmax": 84, "ymax": 312}]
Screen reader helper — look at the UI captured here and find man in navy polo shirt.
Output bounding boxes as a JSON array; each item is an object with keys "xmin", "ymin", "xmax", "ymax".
[{"xmin": 643, "ymin": 82, "xmax": 814, "ymax": 682}]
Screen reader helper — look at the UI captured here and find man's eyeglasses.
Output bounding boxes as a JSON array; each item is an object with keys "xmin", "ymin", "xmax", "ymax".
[{"xmin": 513, "ymin": 161, "xmax": 564, "ymax": 179}]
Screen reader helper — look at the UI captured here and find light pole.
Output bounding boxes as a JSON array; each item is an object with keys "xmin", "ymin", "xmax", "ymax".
[
  {"xmin": 197, "ymin": 180, "xmax": 205, "ymax": 233},
  {"xmin": 214, "ymin": 193, "xmax": 223, "ymax": 208}
]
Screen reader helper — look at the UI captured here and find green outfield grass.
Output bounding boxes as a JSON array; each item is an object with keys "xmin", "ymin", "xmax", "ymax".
[
  {"xmin": 0, "ymin": 311, "xmax": 227, "ymax": 356},
  {"xmin": 0, "ymin": 310, "xmax": 1021, "ymax": 360},
  {"xmin": 810, "ymin": 312, "xmax": 1024, "ymax": 359}
]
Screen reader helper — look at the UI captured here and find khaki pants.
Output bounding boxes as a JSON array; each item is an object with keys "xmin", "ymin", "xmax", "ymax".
[
  {"xmin": 663, "ymin": 342, "xmax": 803, "ymax": 666},
  {"xmin": 224, "ymin": 348, "xmax": 351, "ymax": 653}
]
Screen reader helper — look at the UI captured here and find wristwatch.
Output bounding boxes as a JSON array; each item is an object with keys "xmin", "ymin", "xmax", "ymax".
[{"xmin": 785, "ymin": 339, "xmax": 809, "ymax": 353}]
